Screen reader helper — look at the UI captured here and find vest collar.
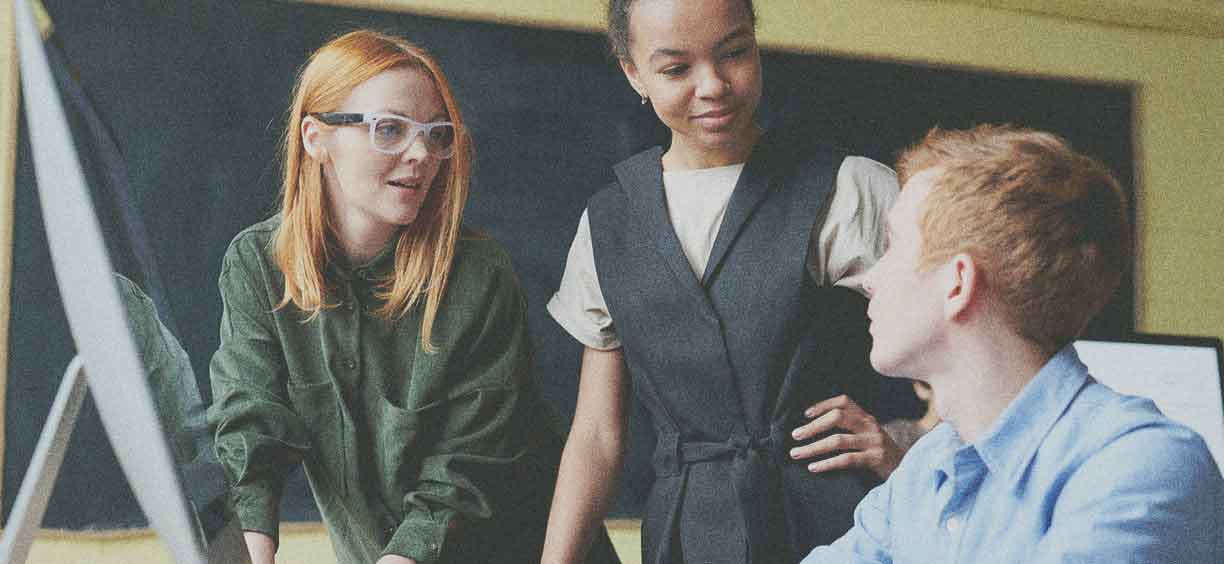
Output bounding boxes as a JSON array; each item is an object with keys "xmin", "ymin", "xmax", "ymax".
[
  {"xmin": 611, "ymin": 134, "xmax": 783, "ymax": 290},
  {"xmin": 612, "ymin": 146, "xmax": 706, "ymax": 300}
]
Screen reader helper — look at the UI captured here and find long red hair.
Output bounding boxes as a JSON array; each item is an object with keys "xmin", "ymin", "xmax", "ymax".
[{"xmin": 275, "ymin": 30, "xmax": 472, "ymax": 352}]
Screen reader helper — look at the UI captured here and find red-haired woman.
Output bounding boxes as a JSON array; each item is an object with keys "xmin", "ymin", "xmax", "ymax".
[{"xmin": 208, "ymin": 30, "xmax": 617, "ymax": 564}]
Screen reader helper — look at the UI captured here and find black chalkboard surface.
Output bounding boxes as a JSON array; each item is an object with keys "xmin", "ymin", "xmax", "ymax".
[{"xmin": 5, "ymin": 0, "xmax": 1134, "ymax": 529}]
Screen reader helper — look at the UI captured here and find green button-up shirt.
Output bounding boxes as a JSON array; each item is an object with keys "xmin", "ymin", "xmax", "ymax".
[{"xmin": 208, "ymin": 217, "xmax": 555, "ymax": 564}]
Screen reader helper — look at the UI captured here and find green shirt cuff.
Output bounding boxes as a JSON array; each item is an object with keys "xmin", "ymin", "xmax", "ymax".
[
  {"xmin": 232, "ymin": 481, "xmax": 282, "ymax": 548},
  {"xmin": 383, "ymin": 512, "xmax": 455, "ymax": 564}
]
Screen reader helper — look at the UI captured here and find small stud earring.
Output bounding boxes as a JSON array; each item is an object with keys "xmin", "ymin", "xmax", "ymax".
[{"xmin": 640, "ymin": 95, "xmax": 649, "ymax": 105}]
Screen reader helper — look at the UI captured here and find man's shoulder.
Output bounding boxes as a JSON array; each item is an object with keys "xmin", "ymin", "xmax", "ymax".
[
  {"xmin": 1061, "ymin": 381, "xmax": 1183, "ymax": 446},
  {"xmin": 1045, "ymin": 380, "xmax": 1219, "ymax": 484},
  {"xmin": 1044, "ymin": 382, "xmax": 1224, "ymax": 540}
]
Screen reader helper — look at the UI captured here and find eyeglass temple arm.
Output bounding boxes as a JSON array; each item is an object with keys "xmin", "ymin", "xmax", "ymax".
[{"xmin": 309, "ymin": 112, "xmax": 364, "ymax": 125}]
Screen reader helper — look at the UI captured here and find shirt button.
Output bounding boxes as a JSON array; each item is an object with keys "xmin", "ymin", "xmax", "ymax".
[
  {"xmin": 344, "ymin": 301, "xmax": 355, "ymax": 312},
  {"xmin": 343, "ymin": 358, "xmax": 357, "ymax": 370},
  {"xmin": 428, "ymin": 542, "xmax": 439, "ymax": 551},
  {"xmin": 945, "ymin": 516, "xmax": 961, "ymax": 533}
]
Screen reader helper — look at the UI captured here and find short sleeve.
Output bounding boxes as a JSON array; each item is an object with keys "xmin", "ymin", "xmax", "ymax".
[
  {"xmin": 546, "ymin": 209, "xmax": 621, "ymax": 350},
  {"xmin": 808, "ymin": 156, "xmax": 899, "ymax": 295}
]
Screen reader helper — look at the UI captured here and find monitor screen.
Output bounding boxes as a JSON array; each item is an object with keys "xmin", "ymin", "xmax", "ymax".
[{"xmin": 1074, "ymin": 335, "xmax": 1224, "ymax": 472}]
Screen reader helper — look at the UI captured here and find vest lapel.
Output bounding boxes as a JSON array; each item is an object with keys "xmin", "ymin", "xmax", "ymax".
[
  {"xmin": 701, "ymin": 143, "xmax": 779, "ymax": 284},
  {"xmin": 613, "ymin": 147, "xmax": 708, "ymax": 303}
]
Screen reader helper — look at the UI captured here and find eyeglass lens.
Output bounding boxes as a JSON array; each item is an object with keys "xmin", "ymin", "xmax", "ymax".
[{"xmin": 372, "ymin": 117, "xmax": 455, "ymax": 156}]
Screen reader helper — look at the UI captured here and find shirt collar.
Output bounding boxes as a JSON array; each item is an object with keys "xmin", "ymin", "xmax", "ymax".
[
  {"xmin": 972, "ymin": 344, "xmax": 1091, "ymax": 488},
  {"xmin": 330, "ymin": 232, "xmax": 401, "ymax": 282}
]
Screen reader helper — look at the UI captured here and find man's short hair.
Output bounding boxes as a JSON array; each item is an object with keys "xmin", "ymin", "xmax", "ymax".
[{"xmin": 896, "ymin": 124, "xmax": 1130, "ymax": 353}]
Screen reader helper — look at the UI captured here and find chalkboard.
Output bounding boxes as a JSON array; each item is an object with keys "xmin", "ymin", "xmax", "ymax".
[{"xmin": 5, "ymin": 0, "xmax": 1134, "ymax": 529}]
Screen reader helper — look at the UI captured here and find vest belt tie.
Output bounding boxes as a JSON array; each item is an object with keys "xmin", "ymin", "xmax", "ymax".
[{"xmin": 652, "ymin": 425, "xmax": 792, "ymax": 564}]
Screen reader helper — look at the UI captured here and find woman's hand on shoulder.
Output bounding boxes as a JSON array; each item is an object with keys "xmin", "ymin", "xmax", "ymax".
[{"xmin": 789, "ymin": 394, "xmax": 904, "ymax": 480}]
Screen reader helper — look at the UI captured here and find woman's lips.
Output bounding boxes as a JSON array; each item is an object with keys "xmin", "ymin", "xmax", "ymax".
[
  {"xmin": 387, "ymin": 178, "xmax": 420, "ymax": 189},
  {"xmin": 693, "ymin": 108, "xmax": 736, "ymax": 129}
]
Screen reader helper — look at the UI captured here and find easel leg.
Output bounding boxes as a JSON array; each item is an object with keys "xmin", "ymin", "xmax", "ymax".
[{"xmin": 0, "ymin": 356, "xmax": 88, "ymax": 564}]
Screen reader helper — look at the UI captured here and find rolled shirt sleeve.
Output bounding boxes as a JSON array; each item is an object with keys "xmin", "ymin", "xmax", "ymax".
[
  {"xmin": 808, "ymin": 156, "xmax": 899, "ymax": 295},
  {"xmin": 547, "ymin": 209, "xmax": 621, "ymax": 350}
]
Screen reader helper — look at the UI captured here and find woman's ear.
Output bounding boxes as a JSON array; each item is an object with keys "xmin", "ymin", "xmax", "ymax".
[
  {"xmin": 301, "ymin": 115, "xmax": 327, "ymax": 161},
  {"xmin": 620, "ymin": 59, "xmax": 648, "ymax": 102}
]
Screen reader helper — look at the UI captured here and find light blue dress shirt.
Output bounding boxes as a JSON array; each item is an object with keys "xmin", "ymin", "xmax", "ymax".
[{"xmin": 802, "ymin": 346, "xmax": 1223, "ymax": 564}]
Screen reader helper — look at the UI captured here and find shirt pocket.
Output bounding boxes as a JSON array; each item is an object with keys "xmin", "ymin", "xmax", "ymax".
[{"xmin": 372, "ymin": 395, "xmax": 436, "ymax": 503}]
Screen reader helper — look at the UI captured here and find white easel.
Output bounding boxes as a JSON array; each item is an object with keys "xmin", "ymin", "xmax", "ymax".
[{"xmin": 0, "ymin": 359, "xmax": 250, "ymax": 564}]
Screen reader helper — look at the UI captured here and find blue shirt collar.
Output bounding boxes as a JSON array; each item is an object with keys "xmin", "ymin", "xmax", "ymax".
[{"xmin": 971, "ymin": 344, "xmax": 1091, "ymax": 488}]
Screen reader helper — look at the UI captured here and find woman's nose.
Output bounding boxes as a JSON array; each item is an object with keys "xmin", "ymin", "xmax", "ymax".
[
  {"xmin": 695, "ymin": 65, "xmax": 730, "ymax": 98},
  {"xmin": 399, "ymin": 131, "xmax": 430, "ymax": 162}
]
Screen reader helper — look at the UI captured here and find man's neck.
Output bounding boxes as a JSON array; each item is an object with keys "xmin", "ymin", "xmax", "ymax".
[{"xmin": 928, "ymin": 333, "xmax": 1052, "ymax": 444}]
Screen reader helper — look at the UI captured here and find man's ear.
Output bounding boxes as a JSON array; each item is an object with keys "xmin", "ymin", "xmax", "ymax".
[
  {"xmin": 620, "ymin": 59, "xmax": 647, "ymax": 101},
  {"xmin": 944, "ymin": 253, "xmax": 979, "ymax": 321},
  {"xmin": 301, "ymin": 115, "xmax": 327, "ymax": 161}
]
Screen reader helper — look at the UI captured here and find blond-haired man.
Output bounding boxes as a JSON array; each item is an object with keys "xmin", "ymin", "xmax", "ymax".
[{"xmin": 803, "ymin": 125, "xmax": 1223, "ymax": 563}]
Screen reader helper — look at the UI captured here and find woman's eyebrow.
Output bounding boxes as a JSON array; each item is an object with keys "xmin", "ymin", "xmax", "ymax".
[
  {"xmin": 714, "ymin": 26, "xmax": 753, "ymax": 49},
  {"xmin": 647, "ymin": 25, "xmax": 753, "ymax": 65}
]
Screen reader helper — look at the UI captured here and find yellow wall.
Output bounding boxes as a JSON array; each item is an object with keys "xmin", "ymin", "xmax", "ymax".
[{"xmin": 3, "ymin": 1, "xmax": 1221, "ymax": 562}]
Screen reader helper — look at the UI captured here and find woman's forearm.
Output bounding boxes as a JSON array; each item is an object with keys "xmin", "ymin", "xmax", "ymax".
[{"xmin": 540, "ymin": 347, "xmax": 629, "ymax": 564}]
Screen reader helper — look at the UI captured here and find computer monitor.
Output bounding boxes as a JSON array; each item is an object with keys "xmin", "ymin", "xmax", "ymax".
[
  {"xmin": 1074, "ymin": 334, "xmax": 1224, "ymax": 472},
  {"xmin": 8, "ymin": 1, "xmax": 247, "ymax": 562}
]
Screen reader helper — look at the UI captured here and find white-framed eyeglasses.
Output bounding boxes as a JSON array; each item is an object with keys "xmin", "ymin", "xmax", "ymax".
[{"xmin": 310, "ymin": 112, "xmax": 457, "ymax": 159}]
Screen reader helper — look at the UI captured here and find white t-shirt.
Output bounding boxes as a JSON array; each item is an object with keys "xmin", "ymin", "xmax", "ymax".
[
  {"xmin": 547, "ymin": 155, "xmax": 898, "ymax": 351},
  {"xmin": 663, "ymin": 163, "xmax": 744, "ymax": 278}
]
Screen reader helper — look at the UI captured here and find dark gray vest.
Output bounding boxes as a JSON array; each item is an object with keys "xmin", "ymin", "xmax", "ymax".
[{"xmin": 589, "ymin": 133, "xmax": 876, "ymax": 564}]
